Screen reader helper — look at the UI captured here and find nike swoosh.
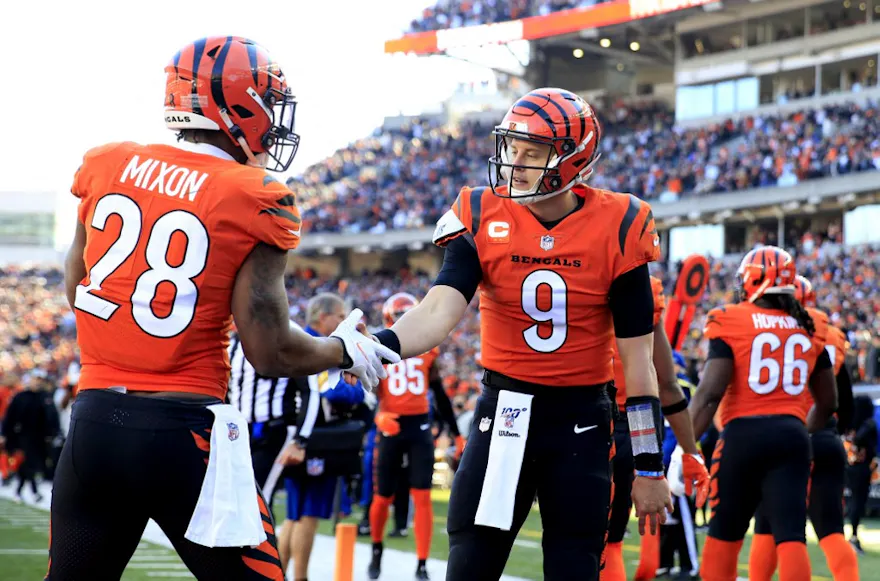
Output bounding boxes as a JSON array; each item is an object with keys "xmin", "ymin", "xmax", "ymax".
[{"xmin": 574, "ymin": 425, "xmax": 597, "ymax": 434}]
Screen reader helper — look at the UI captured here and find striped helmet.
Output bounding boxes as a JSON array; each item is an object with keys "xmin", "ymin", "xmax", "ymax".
[
  {"xmin": 164, "ymin": 36, "xmax": 300, "ymax": 172},
  {"xmin": 488, "ymin": 88, "xmax": 602, "ymax": 204},
  {"xmin": 793, "ymin": 275, "xmax": 816, "ymax": 307},
  {"xmin": 736, "ymin": 246, "xmax": 796, "ymax": 303}
]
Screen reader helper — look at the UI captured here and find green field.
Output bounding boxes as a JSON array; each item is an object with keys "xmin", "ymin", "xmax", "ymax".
[{"xmin": 2, "ymin": 490, "xmax": 879, "ymax": 580}]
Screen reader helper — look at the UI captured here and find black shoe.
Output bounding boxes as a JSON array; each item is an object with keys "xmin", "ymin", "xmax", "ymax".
[
  {"xmin": 358, "ymin": 519, "xmax": 371, "ymax": 537},
  {"xmin": 368, "ymin": 542, "xmax": 383, "ymax": 580},
  {"xmin": 850, "ymin": 536, "xmax": 865, "ymax": 555},
  {"xmin": 389, "ymin": 528, "xmax": 408, "ymax": 538},
  {"xmin": 415, "ymin": 561, "xmax": 429, "ymax": 580}
]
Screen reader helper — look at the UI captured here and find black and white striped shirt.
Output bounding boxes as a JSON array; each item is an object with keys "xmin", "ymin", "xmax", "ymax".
[{"xmin": 227, "ymin": 334, "xmax": 305, "ymax": 425}]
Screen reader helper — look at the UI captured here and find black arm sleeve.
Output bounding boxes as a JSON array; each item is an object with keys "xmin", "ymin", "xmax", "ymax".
[
  {"xmin": 814, "ymin": 349, "xmax": 832, "ymax": 371},
  {"xmin": 430, "ymin": 379, "xmax": 460, "ymax": 437},
  {"xmin": 609, "ymin": 264, "xmax": 654, "ymax": 338},
  {"xmin": 291, "ymin": 375, "xmax": 319, "ymax": 445},
  {"xmin": 708, "ymin": 338, "xmax": 734, "ymax": 360},
  {"xmin": 835, "ymin": 364, "xmax": 854, "ymax": 434},
  {"xmin": 432, "ymin": 235, "xmax": 482, "ymax": 303}
]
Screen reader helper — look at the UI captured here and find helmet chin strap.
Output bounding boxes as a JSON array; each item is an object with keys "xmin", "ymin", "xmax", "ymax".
[{"xmin": 218, "ymin": 108, "xmax": 265, "ymax": 168}]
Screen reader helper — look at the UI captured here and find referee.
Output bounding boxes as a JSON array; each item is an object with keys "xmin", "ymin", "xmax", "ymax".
[{"xmin": 227, "ymin": 321, "xmax": 320, "ymax": 501}]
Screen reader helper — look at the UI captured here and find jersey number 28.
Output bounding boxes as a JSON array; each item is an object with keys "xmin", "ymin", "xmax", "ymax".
[
  {"xmin": 748, "ymin": 332, "xmax": 812, "ymax": 395},
  {"xmin": 74, "ymin": 194, "xmax": 209, "ymax": 338}
]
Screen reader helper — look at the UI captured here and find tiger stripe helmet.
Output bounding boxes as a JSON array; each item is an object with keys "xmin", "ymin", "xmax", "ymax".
[
  {"xmin": 736, "ymin": 246, "xmax": 796, "ymax": 303},
  {"xmin": 793, "ymin": 275, "xmax": 816, "ymax": 307},
  {"xmin": 164, "ymin": 36, "xmax": 300, "ymax": 172},
  {"xmin": 383, "ymin": 293, "xmax": 419, "ymax": 328},
  {"xmin": 488, "ymin": 87, "xmax": 602, "ymax": 204}
]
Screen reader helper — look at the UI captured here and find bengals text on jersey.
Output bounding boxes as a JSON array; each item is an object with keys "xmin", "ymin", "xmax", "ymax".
[
  {"xmin": 71, "ymin": 141, "xmax": 302, "ymax": 399},
  {"xmin": 612, "ymin": 276, "xmax": 665, "ymax": 409},
  {"xmin": 433, "ymin": 183, "xmax": 660, "ymax": 386},
  {"xmin": 703, "ymin": 301, "xmax": 829, "ymax": 427},
  {"xmin": 377, "ymin": 347, "xmax": 441, "ymax": 416}
]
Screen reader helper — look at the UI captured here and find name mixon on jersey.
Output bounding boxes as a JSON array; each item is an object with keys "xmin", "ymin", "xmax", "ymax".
[
  {"xmin": 119, "ymin": 155, "xmax": 209, "ymax": 202},
  {"xmin": 751, "ymin": 313, "xmax": 800, "ymax": 330}
]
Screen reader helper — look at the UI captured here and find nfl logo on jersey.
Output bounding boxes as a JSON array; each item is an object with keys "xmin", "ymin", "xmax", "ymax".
[
  {"xmin": 227, "ymin": 422, "xmax": 240, "ymax": 441},
  {"xmin": 540, "ymin": 235, "xmax": 554, "ymax": 251},
  {"xmin": 479, "ymin": 417, "xmax": 492, "ymax": 432}
]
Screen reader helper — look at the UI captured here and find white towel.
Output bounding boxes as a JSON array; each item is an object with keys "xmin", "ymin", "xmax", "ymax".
[
  {"xmin": 474, "ymin": 390, "xmax": 533, "ymax": 530},
  {"xmin": 185, "ymin": 404, "xmax": 267, "ymax": 548}
]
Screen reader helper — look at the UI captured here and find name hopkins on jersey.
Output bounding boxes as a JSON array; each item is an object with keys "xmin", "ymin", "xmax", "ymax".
[
  {"xmin": 510, "ymin": 255, "xmax": 583, "ymax": 268},
  {"xmin": 119, "ymin": 155, "xmax": 209, "ymax": 202},
  {"xmin": 751, "ymin": 313, "xmax": 800, "ymax": 330}
]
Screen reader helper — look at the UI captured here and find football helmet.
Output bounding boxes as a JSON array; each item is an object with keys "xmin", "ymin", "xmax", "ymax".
[
  {"xmin": 488, "ymin": 87, "xmax": 601, "ymax": 205},
  {"xmin": 735, "ymin": 246, "xmax": 796, "ymax": 303},
  {"xmin": 793, "ymin": 275, "xmax": 816, "ymax": 307},
  {"xmin": 382, "ymin": 293, "xmax": 418, "ymax": 327},
  {"xmin": 164, "ymin": 36, "xmax": 300, "ymax": 172}
]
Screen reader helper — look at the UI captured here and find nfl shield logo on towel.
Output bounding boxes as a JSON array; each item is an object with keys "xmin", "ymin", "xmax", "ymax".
[
  {"xmin": 307, "ymin": 458, "xmax": 325, "ymax": 476},
  {"xmin": 479, "ymin": 417, "xmax": 491, "ymax": 432},
  {"xmin": 540, "ymin": 235, "xmax": 554, "ymax": 251},
  {"xmin": 226, "ymin": 422, "xmax": 240, "ymax": 441}
]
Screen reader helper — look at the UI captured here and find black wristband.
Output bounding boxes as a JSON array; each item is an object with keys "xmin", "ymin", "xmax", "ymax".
[
  {"xmin": 625, "ymin": 395, "xmax": 665, "ymax": 473},
  {"xmin": 332, "ymin": 336, "xmax": 353, "ymax": 369},
  {"xmin": 374, "ymin": 329, "xmax": 402, "ymax": 361},
  {"xmin": 661, "ymin": 398, "xmax": 689, "ymax": 416}
]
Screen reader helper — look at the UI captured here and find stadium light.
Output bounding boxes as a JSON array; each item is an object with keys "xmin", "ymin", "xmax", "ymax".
[
  {"xmin": 629, "ymin": 41, "xmax": 640, "ymax": 51},
  {"xmin": 573, "ymin": 48, "xmax": 584, "ymax": 58},
  {"xmin": 600, "ymin": 38, "xmax": 611, "ymax": 48}
]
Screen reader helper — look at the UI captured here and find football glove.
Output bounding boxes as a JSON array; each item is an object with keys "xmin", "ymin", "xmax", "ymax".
[
  {"xmin": 668, "ymin": 445, "xmax": 710, "ymax": 506},
  {"xmin": 330, "ymin": 309, "xmax": 400, "ymax": 391},
  {"xmin": 376, "ymin": 411, "xmax": 401, "ymax": 436}
]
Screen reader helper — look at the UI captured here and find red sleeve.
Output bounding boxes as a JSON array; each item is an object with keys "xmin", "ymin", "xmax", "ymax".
[
  {"xmin": 70, "ymin": 142, "xmax": 127, "ymax": 223},
  {"xmin": 611, "ymin": 195, "xmax": 660, "ymax": 279},
  {"xmin": 244, "ymin": 173, "xmax": 302, "ymax": 251},
  {"xmin": 433, "ymin": 187, "xmax": 474, "ymax": 247}
]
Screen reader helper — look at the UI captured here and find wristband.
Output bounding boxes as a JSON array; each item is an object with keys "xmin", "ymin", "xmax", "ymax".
[
  {"xmin": 332, "ymin": 336, "xmax": 353, "ymax": 369},
  {"xmin": 626, "ymin": 395, "xmax": 664, "ymax": 472},
  {"xmin": 661, "ymin": 398, "xmax": 689, "ymax": 416},
  {"xmin": 374, "ymin": 329, "xmax": 402, "ymax": 361},
  {"xmin": 635, "ymin": 470, "xmax": 665, "ymax": 479}
]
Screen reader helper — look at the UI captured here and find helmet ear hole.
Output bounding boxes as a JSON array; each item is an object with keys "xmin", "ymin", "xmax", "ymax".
[{"xmin": 232, "ymin": 105, "xmax": 254, "ymax": 119}]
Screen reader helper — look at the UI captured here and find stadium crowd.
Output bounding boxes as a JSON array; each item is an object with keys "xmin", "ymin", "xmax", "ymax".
[
  {"xmin": 291, "ymin": 99, "xmax": 880, "ymax": 234},
  {"xmin": 405, "ymin": 0, "xmax": 612, "ymax": 33}
]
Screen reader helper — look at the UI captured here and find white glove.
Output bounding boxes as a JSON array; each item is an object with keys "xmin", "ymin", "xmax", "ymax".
[
  {"xmin": 668, "ymin": 445, "xmax": 686, "ymax": 497},
  {"xmin": 330, "ymin": 309, "xmax": 401, "ymax": 391}
]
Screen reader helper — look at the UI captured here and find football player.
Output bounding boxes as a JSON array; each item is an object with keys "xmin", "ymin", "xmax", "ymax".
[
  {"xmin": 603, "ymin": 276, "xmax": 709, "ymax": 581},
  {"xmin": 50, "ymin": 36, "xmax": 397, "ymax": 580},
  {"xmin": 369, "ymin": 292, "xmax": 464, "ymax": 581},
  {"xmin": 371, "ymin": 88, "xmax": 672, "ymax": 580},
  {"xmin": 748, "ymin": 275, "xmax": 858, "ymax": 581},
  {"xmin": 689, "ymin": 247, "xmax": 838, "ymax": 581}
]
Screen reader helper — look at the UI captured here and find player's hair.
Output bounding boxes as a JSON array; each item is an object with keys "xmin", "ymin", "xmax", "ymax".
[
  {"xmin": 765, "ymin": 293, "xmax": 816, "ymax": 336},
  {"xmin": 306, "ymin": 293, "xmax": 345, "ymax": 325}
]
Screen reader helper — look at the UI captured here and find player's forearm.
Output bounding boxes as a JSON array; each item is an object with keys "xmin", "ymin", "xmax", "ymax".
[
  {"xmin": 688, "ymin": 388, "xmax": 720, "ymax": 442},
  {"xmin": 618, "ymin": 334, "xmax": 659, "ymax": 399},
  {"xmin": 64, "ymin": 222, "xmax": 87, "ymax": 310},
  {"xmin": 388, "ymin": 286, "xmax": 466, "ymax": 359},
  {"xmin": 665, "ymin": 408, "xmax": 700, "ymax": 454},
  {"xmin": 273, "ymin": 332, "xmax": 345, "ymax": 377}
]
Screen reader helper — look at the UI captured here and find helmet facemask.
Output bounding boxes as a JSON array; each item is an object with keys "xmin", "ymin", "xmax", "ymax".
[
  {"xmin": 488, "ymin": 128, "xmax": 598, "ymax": 205},
  {"xmin": 218, "ymin": 86, "xmax": 300, "ymax": 172}
]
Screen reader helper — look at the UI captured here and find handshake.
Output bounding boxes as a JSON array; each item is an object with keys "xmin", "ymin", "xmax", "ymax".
[{"xmin": 329, "ymin": 308, "xmax": 401, "ymax": 390}]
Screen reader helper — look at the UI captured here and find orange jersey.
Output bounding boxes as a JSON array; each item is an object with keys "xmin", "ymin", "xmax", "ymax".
[
  {"xmin": 613, "ymin": 276, "xmax": 665, "ymax": 409},
  {"xmin": 377, "ymin": 347, "xmax": 440, "ymax": 415},
  {"xmin": 825, "ymin": 325, "xmax": 848, "ymax": 376},
  {"xmin": 433, "ymin": 184, "xmax": 659, "ymax": 386},
  {"xmin": 71, "ymin": 141, "xmax": 301, "ymax": 399},
  {"xmin": 704, "ymin": 302, "xmax": 828, "ymax": 428}
]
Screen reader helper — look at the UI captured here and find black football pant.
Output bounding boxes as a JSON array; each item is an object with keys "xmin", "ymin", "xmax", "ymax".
[
  {"xmin": 446, "ymin": 371, "xmax": 614, "ymax": 581},
  {"xmin": 374, "ymin": 413, "xmax": 434, "ymax": 495},
  {"xmin": 249, "ymin": 419, "xmax": 289, "ymax": 505},
  {"xmin": 754, "ymin": 426, "xmax": 847, "ymax": 541},
  {"xmin": 607, "ymin": 416, "xmax": 634, "ymax": 544},
  {"xmin": 47, "ymin": 390, "xmax": 283, "ymax": 581},
  {"xmin": 709, "ymin": 415, "xmax": 810, "ymax": 545}
]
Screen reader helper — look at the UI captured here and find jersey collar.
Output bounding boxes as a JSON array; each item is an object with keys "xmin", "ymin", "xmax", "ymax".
[{"xmin": 172, "ymin": 140, "xmax": 237, "ymax": 162}]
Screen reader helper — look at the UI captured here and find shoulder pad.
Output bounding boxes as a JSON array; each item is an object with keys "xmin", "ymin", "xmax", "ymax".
[{"xmin": 432, "ymin": 209, "xmax": 467, "ymax": 247}]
